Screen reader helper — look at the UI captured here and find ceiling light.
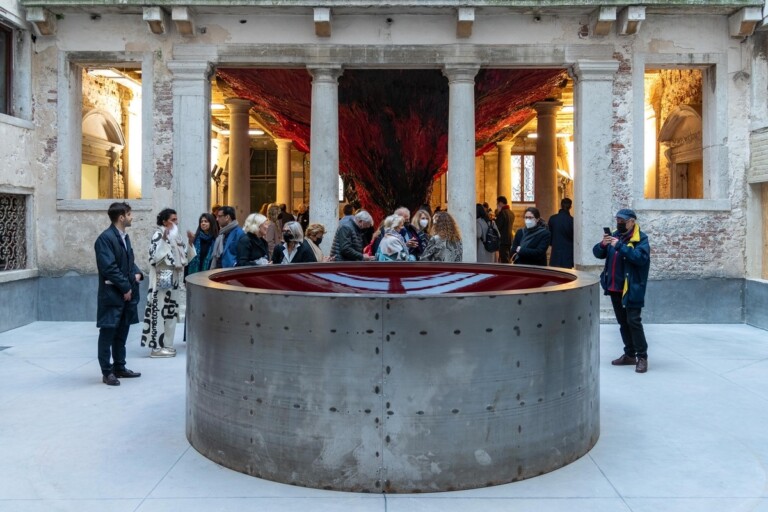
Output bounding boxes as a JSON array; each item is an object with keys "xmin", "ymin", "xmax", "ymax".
[
  {"xmin": 211, "ymin": 103, "xmax": 226, "ymax": 110},
  {"xmin": 525, "ymin": 133, "xmax": 571, "ymax": 139},
  {"xmin": 561, "ymin": 105, "xmax": 574, "ymax": 113},
  {"xmin": 215, "ymin": 129, "xmax": 266, "ymax": 137}
]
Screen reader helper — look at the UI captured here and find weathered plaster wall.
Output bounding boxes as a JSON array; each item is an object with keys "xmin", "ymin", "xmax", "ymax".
[
  {"xmin": 0, "ymin": 122, "xmax": 35, "ymax": 190},
  {"xmin": 607, "ymin": 17, "xmax": 751, "ymax": 280},
  {"xmin": 20, "ymin": 17, "xmax": 176, "ymax": 276}
]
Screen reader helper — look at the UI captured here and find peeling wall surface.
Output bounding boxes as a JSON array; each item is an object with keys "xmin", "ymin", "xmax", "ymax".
[{"xmin": 0, "ymin": 4, "xmax": 767, "ymax": 307}]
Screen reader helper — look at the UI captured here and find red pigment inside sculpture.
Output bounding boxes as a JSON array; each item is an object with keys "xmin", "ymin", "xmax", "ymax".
[{"xmin": 210, "ymin": 263, "xmax": 574, "ymax": 295}]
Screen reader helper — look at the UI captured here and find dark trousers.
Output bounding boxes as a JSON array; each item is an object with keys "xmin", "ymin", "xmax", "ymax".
[
  {"xmin": 499, "ymin": 244, "xmax": 512, "ymax": 263},
  {"xmin": 609, "ymin": 292, "xmax": 648, "ymax": 359},
  {"xmin": 98, "ymin": 307, "xmax": 131, "ymax": 376}
]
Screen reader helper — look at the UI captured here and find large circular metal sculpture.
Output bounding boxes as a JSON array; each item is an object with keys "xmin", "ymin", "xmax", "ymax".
[{"xmin": 185, "ymin": 263, "xmax": 600, "ymax": 493}]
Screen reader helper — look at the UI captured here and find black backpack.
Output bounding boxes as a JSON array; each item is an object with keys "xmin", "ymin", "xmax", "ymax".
[{"xmin": 483, "ymin": 219, "xmax": 501, "ymax": 252}]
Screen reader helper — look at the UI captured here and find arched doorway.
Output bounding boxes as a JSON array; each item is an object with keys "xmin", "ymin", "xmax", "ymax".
[{"xmin": 81, "ymin": 109, "xmax": 126, "ymax": 199}]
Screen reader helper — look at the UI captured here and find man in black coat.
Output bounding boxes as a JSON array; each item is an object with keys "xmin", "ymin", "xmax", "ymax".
[
  {"xmin": 548, "ymin": 198, "xmax": 574, "ymax": 268},
  {"xmin": 94, "ymin": 202, "xmax": 144, "ymax": 386},
  {"xmin": 495, "ymin": 196, "xmax": 516, "ymax": 263}
]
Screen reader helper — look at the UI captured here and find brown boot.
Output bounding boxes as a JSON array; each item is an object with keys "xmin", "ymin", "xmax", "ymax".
[
  {"xmin": 635, "ymin": 357, "xmax": 648, "ymax": 373},
  {"xmin": 611, "ymin": 354, "xmax": 637, "ymax": 366}
]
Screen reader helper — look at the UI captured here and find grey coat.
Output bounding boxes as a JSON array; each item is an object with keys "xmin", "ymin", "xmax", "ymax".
[{"xmin": 476, "ymin": 218, "xmax": 496, "ymax": 263}]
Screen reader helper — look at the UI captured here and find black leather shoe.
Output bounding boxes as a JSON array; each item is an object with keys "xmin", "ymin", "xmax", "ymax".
[
  {"xmin": 611, "ymin": 354, "xmax": 637, "ymax": 366},
  {"xmin": 635, "ymin": 358, "xmax": 648, "ymax": 373},
  {"xmin": 103, "ymin": 373, "xmax": 120, "ymax": 386},
  {"xmin": 114, "ymin": 368, "xmax": 141, "ymax": 378}
]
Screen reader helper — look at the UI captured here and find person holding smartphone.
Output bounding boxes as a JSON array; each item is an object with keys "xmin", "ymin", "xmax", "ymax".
[{"xmin": 593, "ymin": 209, "xmax": 651, "ymax": 373}]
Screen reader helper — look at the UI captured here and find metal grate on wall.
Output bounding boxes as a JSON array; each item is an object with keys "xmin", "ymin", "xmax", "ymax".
[{"xmin": 0, "ymin": 194, "xmax": 27, "ymax": 271}]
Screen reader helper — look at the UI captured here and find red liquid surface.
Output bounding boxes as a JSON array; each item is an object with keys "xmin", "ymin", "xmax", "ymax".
[{"xmin": 210, "ymin": 263, "xmax": 574, "ymax": 295}]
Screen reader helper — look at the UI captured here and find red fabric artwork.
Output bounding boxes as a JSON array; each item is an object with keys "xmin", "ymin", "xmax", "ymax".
[{"xmin": 217, "ymin": 68, "xmax": 566, "ymax": 222}]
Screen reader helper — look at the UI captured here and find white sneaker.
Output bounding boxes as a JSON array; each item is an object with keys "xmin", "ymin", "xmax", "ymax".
[{"xmin": 149, "ymin": 347, "xmax": 176, "ymax": 358}]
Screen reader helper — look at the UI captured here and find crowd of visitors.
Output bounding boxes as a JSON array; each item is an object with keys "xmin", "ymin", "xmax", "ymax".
[{"xmin": 94, "ymin": 196, "xmax": 653, "ymax": 383}]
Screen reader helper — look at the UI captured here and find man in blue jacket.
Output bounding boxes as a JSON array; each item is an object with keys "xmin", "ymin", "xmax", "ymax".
[
  {"xmin": 95, "ymin": 202, "xmax": 144, "ymax": 386},
  {"xmin": 593, "ymin": 208, "xmax": 651, "ymax": 373},
  {"xmin": 211, "ymin": 205, "xmax": 245, "ymax": 268}
]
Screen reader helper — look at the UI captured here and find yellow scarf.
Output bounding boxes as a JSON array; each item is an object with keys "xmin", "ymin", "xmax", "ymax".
[{"xmin": 622, "ymin": 223, "xmax": 641, "ymax": 298}]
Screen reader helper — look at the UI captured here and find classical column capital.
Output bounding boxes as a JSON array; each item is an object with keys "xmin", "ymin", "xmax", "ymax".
[
  {"xmin": 569, "ymin": 61, "xmax": 619, "ymax": 83},
  {"xmin": 275, "ymin": 138, "xmax": 293, "ymax": 148},
  {"xmin": 224, "ymin": 98, "xmax": 253, "ymax": 114},
  {"xmin": 533, "ymin": 100, "xmax": 563, "ymax": 116},
  {"xmin": 497, "ymin": 141, "xmax": 513, "ymax": 153},
  {"xmin": 442, "ymin": 65, "xmax": 480, "ymax": 85},
  {"xmin": 167, "ymin": 60, "xmax": 214, "ymax": 81},
  {"xmin": 307, "ymin": 65, "xmax": 344, "ymax": 84}
]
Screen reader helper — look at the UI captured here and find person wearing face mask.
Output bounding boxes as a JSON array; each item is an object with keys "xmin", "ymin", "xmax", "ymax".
[
  {"xmin": 411, "ymin": 210, "xmax": 432, "ymax": 253},
  {"xmin": 511, "ymin": 207, "xmax": 551, "ymax": 266},
  {"xmin": 272, "ymin": 221, "xmax": 318, "ymax": 264},
  {"xmin": 394, "ymin": 206, "xmax": 424, "ymax": 260},
  {"xmin": 593, "ymin": 208, "xmax": 651, "ymax": 373},
  {"xmin": 141, "ymin": 208, "xmax": 195, "ymax": 358},
  {"xmin": 304, "ymin": 223, "xmax": 328, "ymax": 262}
]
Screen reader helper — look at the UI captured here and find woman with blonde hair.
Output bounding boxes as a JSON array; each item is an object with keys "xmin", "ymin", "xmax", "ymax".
[
  {"xmin": 236, "ymin": 213, "xmax": 270, "ymax": 266},
  {"xmin": 376, "ymin": 214, "xmax": 410, "ymax": 262},
  {"xmin": 411, "ymin": 209, "xmax": 432, "ymax": 256},
  {"xmin": 421, "ymin": 211, "xmax": 463, "ymax": 262},
  {"xmin": 272, "ymin": 221, "xmax": 317, "ymax": 264},
  {"xmin": 304, "ymin": 223, "xmax": 327, "ymax": 262},
  {"xmin": 265, "ymin": 203, "xmax": 282, "ymax": 255}
]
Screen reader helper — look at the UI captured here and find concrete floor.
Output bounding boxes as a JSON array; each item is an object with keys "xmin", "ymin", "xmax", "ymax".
[{"xmin": 1, "ymin": 321, "xmax": 768, "ymax": 512}]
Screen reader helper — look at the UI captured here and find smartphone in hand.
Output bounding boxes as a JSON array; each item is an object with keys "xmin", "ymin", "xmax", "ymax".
[{"xmin": 603, "ymin": 227, "xmax": 612, "ymax": 236}]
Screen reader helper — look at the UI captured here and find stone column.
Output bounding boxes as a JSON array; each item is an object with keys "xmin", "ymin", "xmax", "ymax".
[
  {"xmin": 168, "ymin": 60, "xmax": 212, "ymax": 233},
  {"xmin": 275, "ymin": 138, "xmax": 293, "ymax": 208},
  {"xmin": 307, "ymin": 65, "xmax": 343, "ymax": 255},
  {"xmin": 213, "ymin": 133, "xmax": 228, "ymax": 206},
  {"xmin": 225, "ymin": 98, "xmax": 253, "ymax": 222},
  {"xmin": 444, "ymin": 65, "xmax": 479, "ymax": 263},
  {"xmin": 533, "ymin": 100, "xmax": 562, "ymax": 221},
  {"xmin": 497, "ymin": 141, "xmax": 513, "ymax": 201},
  {"xmin": 570, "ymin": 61, "xmax": 619, "ymax": 269}
]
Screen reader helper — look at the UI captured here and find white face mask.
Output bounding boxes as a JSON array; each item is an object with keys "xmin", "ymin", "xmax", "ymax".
[
  {"xmin": 524, "ymin": 218, "xmax": 536, "ymax": 229},
  {"xmin": 168, "ymin": 223, "xmax": 179, "ymax": 240},
  {"xmin": 419, "ymin": 219, "xmax": 429, "ymax": 228}
]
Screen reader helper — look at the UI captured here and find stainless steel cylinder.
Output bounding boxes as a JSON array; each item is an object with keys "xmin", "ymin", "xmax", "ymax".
[{"xmin": 186, "ymin": 263, "xmax": 600, "ymax": 493}]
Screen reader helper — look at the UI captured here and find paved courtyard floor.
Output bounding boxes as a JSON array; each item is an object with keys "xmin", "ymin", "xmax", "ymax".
[{"xmin": 1, "ymin": 321, "xmax": 768, "ymax": 512}]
